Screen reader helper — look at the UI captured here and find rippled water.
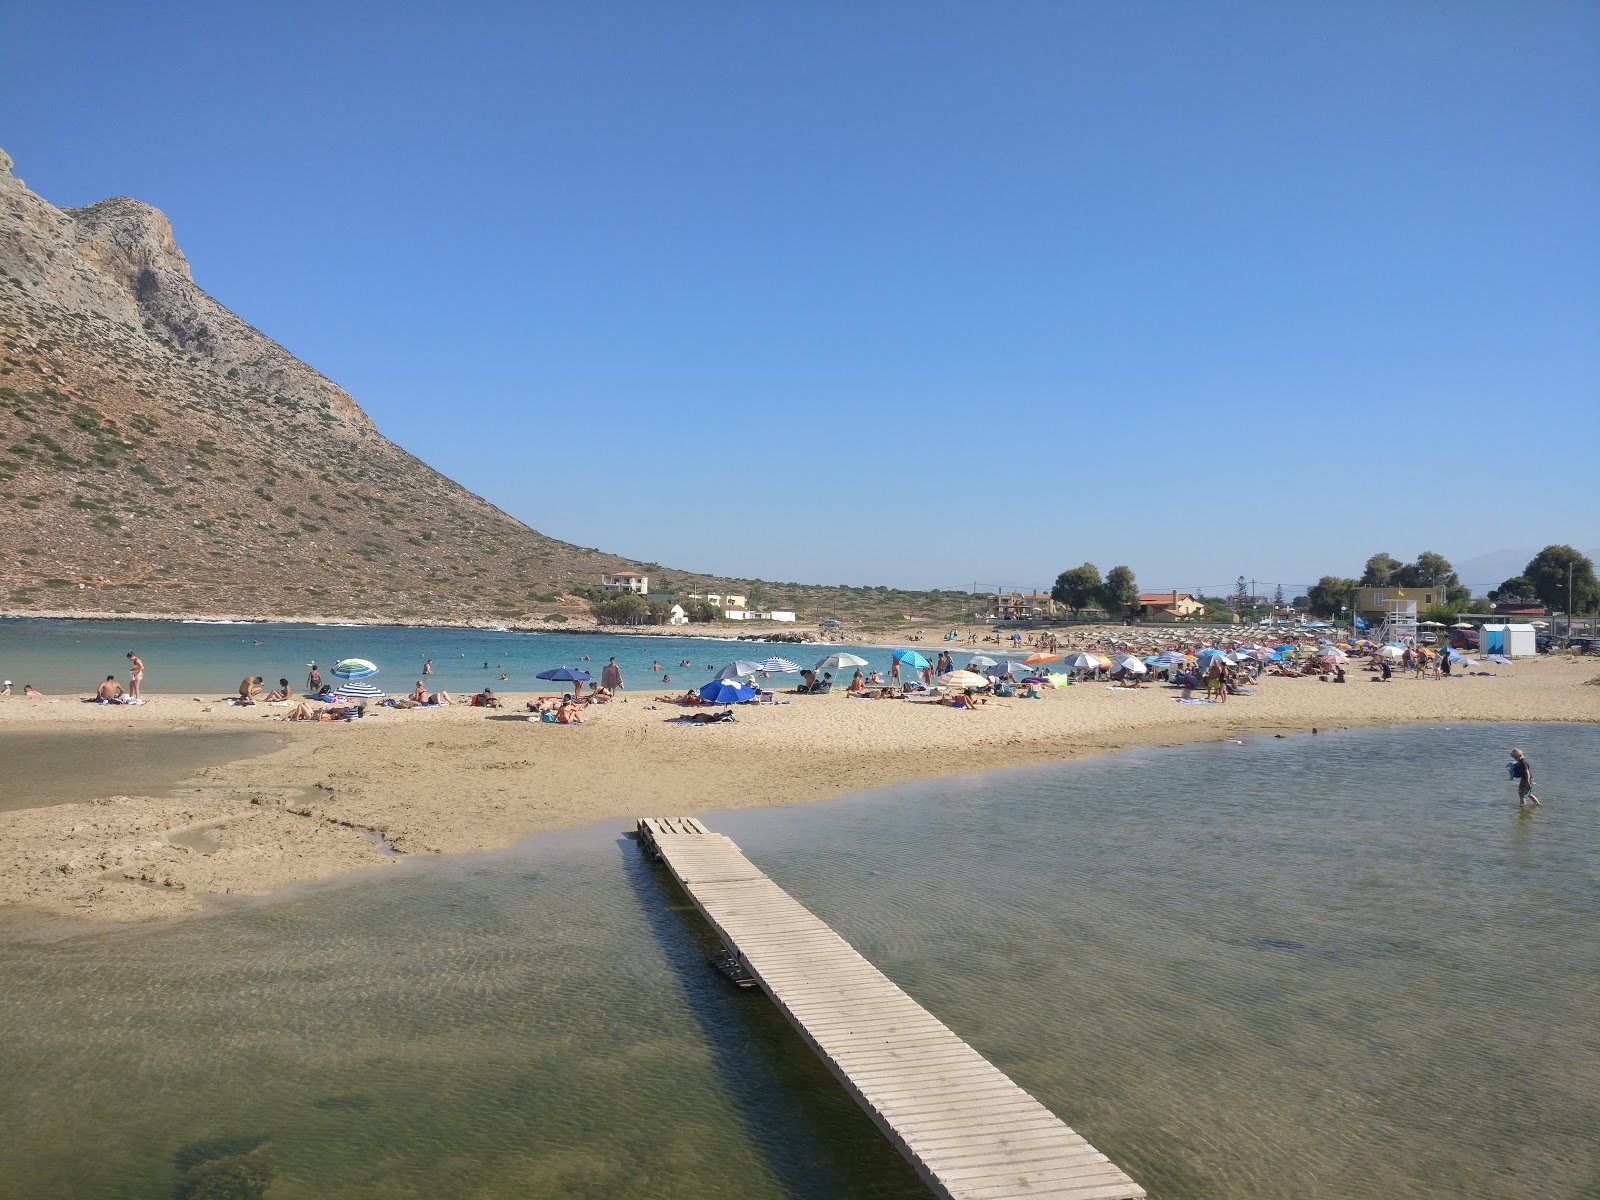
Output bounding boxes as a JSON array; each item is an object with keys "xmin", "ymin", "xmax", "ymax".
[{"xmin": 2, "ymin": 723, "xmax": 1596, "ymax": 1198}]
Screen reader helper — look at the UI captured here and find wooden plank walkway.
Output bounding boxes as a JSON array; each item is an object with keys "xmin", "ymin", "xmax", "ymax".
[{"xmin": 636, "ymin": 817, "xmax": 1146, "ymax": 1200}]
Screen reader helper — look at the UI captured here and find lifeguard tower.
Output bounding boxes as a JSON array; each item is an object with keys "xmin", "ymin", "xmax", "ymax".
[{"xmin": 1376, "ymin": 598, "xmax": 1418, "ymax": 645}]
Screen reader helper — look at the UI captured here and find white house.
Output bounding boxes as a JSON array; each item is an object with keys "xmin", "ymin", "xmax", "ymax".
[
  {"xmin": 666, "ymin": 604, "xmax": 689, "ymax": 626},
  {"xmin": 602, "ymin": 572, "xmax": 648, "ymax": 595},
  {"xmin": 724, "ymin": 609, "xmax": 796, "ymax": 622}
]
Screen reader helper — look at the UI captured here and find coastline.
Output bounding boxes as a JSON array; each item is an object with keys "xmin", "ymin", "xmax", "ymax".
[{"xmin": 3, "ymin": 653, "xmax": 1596, "ymax": 923}]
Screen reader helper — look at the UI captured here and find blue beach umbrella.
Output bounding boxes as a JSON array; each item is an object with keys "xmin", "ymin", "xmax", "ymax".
[
  {"xmin": 1142, "ymin": 655, "xmax": 1162, "ymax": 666},
  {"xmin": 1195, "ymin": 648, "xmax": 1230, "ymax": 665},
  {"xmin": 698, "ymin": 679, "xmax": 755, "ymax": 704},
  {"xmin": 891, "ymin": 649, "xmax": 931, "ymax": 669},
  {"xmin": 331, "ymin": 658, "xmax": 378, "ymax": 679},
  {"xmin": 536, "ymin": 667, "xmax": 592, "ymax": 684},
  {"xmin": 332, "ymin": 680, "xmax": 384, "ymax": 699},
  {"xmin": 1156, "ymin": 651, "xmax": 1188, "ymax": 665}
]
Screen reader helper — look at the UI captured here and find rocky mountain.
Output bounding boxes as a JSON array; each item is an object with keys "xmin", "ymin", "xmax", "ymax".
[{"xmin": 0, "ymin": 148, "xmax": 765, "ymax": 625}]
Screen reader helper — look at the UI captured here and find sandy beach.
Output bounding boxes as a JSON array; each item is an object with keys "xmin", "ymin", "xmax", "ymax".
[{"xmin": 3, "ymin": 654, "xmax": 1597, "ymax": 922}]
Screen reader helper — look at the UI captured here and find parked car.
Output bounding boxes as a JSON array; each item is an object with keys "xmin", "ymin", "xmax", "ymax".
[{"xmin": 1418, "ymin": 633, "xmax": 1436, "ymax": 645}]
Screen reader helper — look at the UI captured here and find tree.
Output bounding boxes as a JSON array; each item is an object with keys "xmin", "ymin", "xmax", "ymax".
[
  {"xmin": 1099, "ymin": 565, "xmax": 1139, "ymax": 620},
  {"xmin": 1489, "ymin": 576, "xmax": 1536, "ymax": 602},
  {"xmin": 1235, "ymin": 575, "xmax": 1248, "ymax": 600},
  {"xmin": 1051, "ymin": 563, "xmax": 1101, "ymax": 616},
  {"xmin": 1291, "ymin": 594, "xmax": 1309, "ymax": 610},
  {"xmin": 1273, "ymin": 583, "xmax": 1285, "ymax": 607},
  {"xmin": 593, "ymin": 592, "xmax": 648, "ymax": 625},
  {"xmin": 1361, "ymin": 553, "xmax": 1403, "ymax": 586},
  {"xmin": 747, "ymin": 581, "xmax": 768, "ymax": 610},
  {"xmin": 1523, "ymin": 545, "xmax": 1600, "ymax": 613},
  {"xmin": 1306, "ymin": 575, "xmax": 1357, "ymax": 618}
]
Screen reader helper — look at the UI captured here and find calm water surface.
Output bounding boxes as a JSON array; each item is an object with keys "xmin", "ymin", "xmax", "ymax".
[
  {"xmin": 0, "ymin": 616, "xmax": 912, "ymax": 696},
  {"xmin": 1, "ymin": 723, "xmax": 1596, "ymax": 1198}
]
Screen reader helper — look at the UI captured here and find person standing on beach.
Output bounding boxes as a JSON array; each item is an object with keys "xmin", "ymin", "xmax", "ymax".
[
  {"xmin": 1509, "ymin": 749, "xmax": 1540, "ymax": 806},
  {"xmin": 126, "ymin": 652, "xmax": 144, "ymax": 699},
  {"xmin": 600, "ymin": 656, "xmax": 623, "ymax": 694}
]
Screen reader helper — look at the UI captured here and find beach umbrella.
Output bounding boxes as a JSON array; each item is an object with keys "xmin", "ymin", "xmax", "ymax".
[
  {"xmin": 331, "ymin": 658, "xmax": 378, "ymax": 679},
  {"xmin": 1231, "ymin": 651, "xmax": 1253, "ymax": 663},
  {"xmin": 966, "ymin": 655, "xmax": 999, "ymax": 668},
  {"xmin": 939, "ymin": 669, "xmax": 989, "ymax": 689},
  {"xmin": 536, "ymin": 667, "xmax": 592, "ymax": 683},
  {"xmin": 1378, "ymin": 645, "xmax": 1405, "ymax": 660},
  {"xmin": 1156, "ymin": 651, "xmax": 1187, "ymax": 665},
  {"xmin": 1457, "ymin": 656, "xmax": 1479, "ymax": 667},
  {"xmin": 891, "ymin": 649, "xmax": 931, "ymax": 669},
  {"xmin": 759, "ymin": 656, "xmax": 802, "ymax": 674},
  {"xmin": 1023, "ymin": 652, "xmax": 1061, "ymax": 665},
  {"xmin": 332, "ymin": 680, "xmax": 384, "ymax": 699},
  {"xmin": 698, "ymin": 679, "xmax": 755, "ymax": 704},
  {"xmin": 1318, "ymin": 647, "xmax": 1349, "ymax": 661},
  {"xmin": 1273, "ymin": 644, "xmax": 1294, "ymax": 654},
  {"xmin": 716, "ymin": 660, "xmax": 770, "ymax": 679},
  {"xmin": 814, "ymin": 652, "xmax": 869, "ymax": 671},
  {"xmin": 1061, "ymin": 652, "xmax": 1103, "ymax": 670},
  {"xmin": 1450, "ymin": 622, "xmax": 1473, "ymax": 630},
  {"xmin": 1110, "ymin": 652, "xmax": 1144, "ymax": 670},
  {"xmin": 1195, "ymin": 648, "xmax": 1230, "ymax": 663},
  {"xmin": 985, "ymin": 659, "xmax": 1030, "ymax": 676}
]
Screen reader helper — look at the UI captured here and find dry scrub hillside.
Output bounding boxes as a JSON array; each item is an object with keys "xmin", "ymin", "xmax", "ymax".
[{"xmin": 0, "ymin": 148, "xmax": 971, "ymax": 631}]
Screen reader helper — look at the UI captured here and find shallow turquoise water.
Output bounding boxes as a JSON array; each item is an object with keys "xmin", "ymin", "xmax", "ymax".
[
  {"xmin": 0, "ymin": 615, "xmax": 913, "ymax": 697},
  {"xmin": 1, "ymin": 723, "xmax": 1596, "ymax": 1198}
]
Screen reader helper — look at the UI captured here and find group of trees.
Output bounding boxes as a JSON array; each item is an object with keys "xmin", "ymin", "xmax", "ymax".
[
  {"xmin": 1298, "ymin": 545, "xmax": 1597, "ymax": 620},
  {"xmin": 1489, "ymin": 546, "xmax": 1598, "ymax": 613},
  {"xmin": 1051, "ymin": 563, "xmax": 1139, "ymax": 618},
  {"xmin": 590, "ymin": 592, "xmax": 721, "ymax": 625}
]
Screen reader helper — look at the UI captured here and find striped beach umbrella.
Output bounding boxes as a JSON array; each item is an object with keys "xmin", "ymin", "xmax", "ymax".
[
  {"xmin": 332, "ymin": 680, "xmax": 384, "ymax": 699},
  {"xmin": 1061, "ymin": 652, "xmax": 1103, "ymax": 670},
  {"xmin": 760, "ymin": 656, "xmax": 802, "ymax": 673},
  {"xmin": 939, "ymin": 669, "xmax": 989, "ymax": 689},
  {"xmin": 331, "ymin": 658, "xmax": 379, "ymax": 679}
]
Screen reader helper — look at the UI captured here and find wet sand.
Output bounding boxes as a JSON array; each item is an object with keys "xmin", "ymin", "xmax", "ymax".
[
  {"xmin": 2, "ymin": 654, "xmax": 1596, "ymax": 921},
  {"xmin": 3, "ymin": 728, "xmax": 283, "ymax": 812}
]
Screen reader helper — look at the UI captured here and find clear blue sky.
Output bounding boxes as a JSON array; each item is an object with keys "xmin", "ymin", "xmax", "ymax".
[{"xmin": 4, "ymin": 1, "xmax": 1597, "ymax": 595}]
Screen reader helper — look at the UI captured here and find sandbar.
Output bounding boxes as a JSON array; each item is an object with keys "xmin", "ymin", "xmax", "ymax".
[{"xmin": 2, "ymin": 654, "xmax": 1596, "ymax": 922}]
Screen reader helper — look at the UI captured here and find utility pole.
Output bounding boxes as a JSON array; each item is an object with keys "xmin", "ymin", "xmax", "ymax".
[{"xmin": 1569, "ymin": 559, "xmax": 1574, "ymax": 640}]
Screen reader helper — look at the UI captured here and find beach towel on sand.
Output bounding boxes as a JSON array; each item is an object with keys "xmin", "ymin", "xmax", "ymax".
[{"xmin": 1175, "ymin": 698, "xmax": 1219, "ymax": 705}]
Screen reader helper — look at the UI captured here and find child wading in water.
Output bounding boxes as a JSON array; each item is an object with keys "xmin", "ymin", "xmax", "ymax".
[{"xmin": 1509, "ymin": 748, "xmax": 1540, "ymax": 807}]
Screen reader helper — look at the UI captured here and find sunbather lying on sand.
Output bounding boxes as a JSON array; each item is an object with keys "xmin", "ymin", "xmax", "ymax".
[
  {"xmin": 412, "ymin": 682, "xmax": 452, "ymax": 705},
  {"xmin": 279, "ymin": 700, "xmax": 365, "ymax": 722}
]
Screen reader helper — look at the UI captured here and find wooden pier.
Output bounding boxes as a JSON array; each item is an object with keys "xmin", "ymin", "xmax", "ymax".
[{"xmin": 636, "ymin": 817, "xmax": 1146, "ymax": 1200}]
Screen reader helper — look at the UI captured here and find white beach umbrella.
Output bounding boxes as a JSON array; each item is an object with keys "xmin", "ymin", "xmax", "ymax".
[
  {"xmin": 1109, "ymin": 652, "xmax": 1144, "ymax": 671},
  {"xmin": 1378, "ymin": 645, "xmax": 1406, "ymax": 660},
  {"xmin": 814, "ymin": 652, "xmax": 869, "ymax": 671},
  {"xmin": 759, "ymin": 656, "xmax": 802, "ymax": 673},
  {"xmin": 1061, "ymin": 652, "xmax": 1103, "ymax": 670},
  {"xmin": 717, "ymin": 660, "xmax": 770, "ymax": 679},
  {"xmin": 966, "ymin": 655, "xmax": 998, "ymax": 668}
]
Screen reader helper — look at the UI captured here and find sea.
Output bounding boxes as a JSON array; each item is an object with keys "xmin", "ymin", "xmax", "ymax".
[
  {"xmin": 0, "ymin": 616, "xmax": 948, "ymax": 696},
  {"xmin": 1, "ymin": 722, "xmax": 1595, "ymax": 1198}
]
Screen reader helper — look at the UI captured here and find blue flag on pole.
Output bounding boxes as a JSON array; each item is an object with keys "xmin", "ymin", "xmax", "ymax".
[{"xmin": 1353, "ymin": 614, "xmax": 1368, "ymax": 630}]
